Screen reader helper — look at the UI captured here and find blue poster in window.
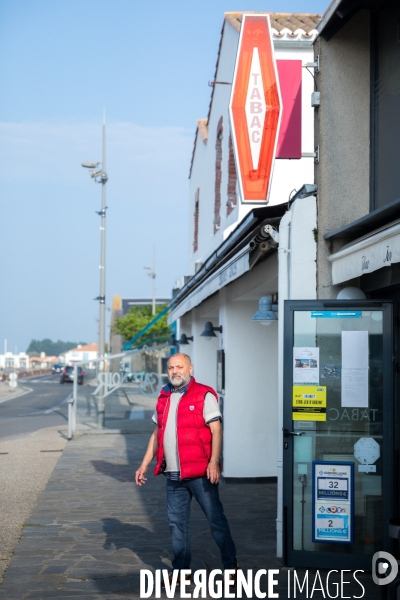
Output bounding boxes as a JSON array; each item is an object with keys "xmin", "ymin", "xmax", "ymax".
[
  {"xmin": 312, "ymin": 461, "xmax": 354, "ymax": 544},
  {"xmin": 315, "ymin": 514, "xmax": 349, "ymax": 540}
]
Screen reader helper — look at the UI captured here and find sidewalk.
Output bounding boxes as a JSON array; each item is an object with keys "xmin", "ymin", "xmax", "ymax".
[
  {"xmin": 0, "ymin": 426, "xmax": 69, "ymax": 584},
  {"xmin": 0, "ymin": 423, "xmax": 380, "ymax": 599}
]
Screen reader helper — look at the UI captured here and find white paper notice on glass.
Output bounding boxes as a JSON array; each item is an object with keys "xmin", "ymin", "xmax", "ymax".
[
  {"xmin": 341, "ymin": 331, "xmax": 369, "ymax": 408},
  {"xmin": 293, "ymin": 347, "xmax": 319, "ymax": 384}
]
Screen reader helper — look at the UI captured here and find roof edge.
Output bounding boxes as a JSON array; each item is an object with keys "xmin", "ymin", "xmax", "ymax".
[{"xmin": 224, "ymin": 11, "xmax": 322, "ymax": 36}]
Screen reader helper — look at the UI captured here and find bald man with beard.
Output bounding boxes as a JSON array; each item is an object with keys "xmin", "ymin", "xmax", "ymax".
[{"xmin": 135, "ymin": 353, "xmax": 237, "ymax": 585}]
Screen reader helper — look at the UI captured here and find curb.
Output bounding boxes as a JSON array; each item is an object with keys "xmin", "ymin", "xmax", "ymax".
[{"xmin": 0, "ymin": 386, "xmax": 32, "ymax": 405}]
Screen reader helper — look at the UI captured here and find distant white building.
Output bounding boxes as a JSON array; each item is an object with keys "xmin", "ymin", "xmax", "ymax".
[
  {"xmin": 61, "ymin": 343, "xmax": 98, "ymax": 366},
  {"xmin": 0, "ymin": 352, "xmax": 30, "ymax": 371},
  {"xmin": 29, "ymin": 355, "xmax": 58, "ymax": 370}
]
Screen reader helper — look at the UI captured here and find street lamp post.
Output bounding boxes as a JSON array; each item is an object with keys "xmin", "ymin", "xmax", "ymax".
[{"xmin": 82, "ymin": 113, "xmax": 108, "ymax": 428}]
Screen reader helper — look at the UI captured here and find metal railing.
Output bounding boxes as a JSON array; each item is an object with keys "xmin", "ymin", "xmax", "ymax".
[{"xmin": 67, "ymin": 344, "xmax": 170, "ymax": 439}]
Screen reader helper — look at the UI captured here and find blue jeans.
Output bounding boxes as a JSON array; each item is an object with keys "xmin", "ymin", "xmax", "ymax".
[{"xmin": 166, "ymin": 477, "xmax": 237, "ymax": 570}]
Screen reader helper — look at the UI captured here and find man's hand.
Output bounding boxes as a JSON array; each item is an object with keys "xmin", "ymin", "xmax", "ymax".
[
  {"xmin": 207, "ymin": 420, "xmax": 222, "ymax": 484},
  {"xmin": 135, "ymin": 426, "xmax": 158, "ymax": 486},
  {"xmin": 135, "ymin": 464, "xmax": 148, "ymax": 486},
  {"xmin": 207, "ymin": 461, "xmax": 220, "ymax": 484}
]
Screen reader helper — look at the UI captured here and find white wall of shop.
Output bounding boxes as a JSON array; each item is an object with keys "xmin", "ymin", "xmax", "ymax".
[
  {"xmin": 220, "ymin": 257, "xmax": 280, "ymax": 477},
  {"xmin": 175, "ymin": 197, "xmax": 317, "ymax": 478},
  {"xmin": 221, "ymin": 299, "xmax": 278, "ymax": 478},
  {"xmin": 177, "ymin": 254, "xmax": 280, "ymax": 478},
  {"xmin": 289, "ymin": 196, "xmax": 318, "ymax": 299},
  {"xmin": 188, "ymin": 18, "xmax": 315, "ymax": 276},
  {"xmin": 179, "ymin": 297, "xmax": 279, "ymax": 478}
]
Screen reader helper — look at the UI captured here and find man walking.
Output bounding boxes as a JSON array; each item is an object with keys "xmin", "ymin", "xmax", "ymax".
[{"xmin": 135, "ymin": 353, "xmax": 237, "ymax": 578}]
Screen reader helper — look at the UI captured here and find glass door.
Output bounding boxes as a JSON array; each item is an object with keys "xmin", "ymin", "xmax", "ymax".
[{"xmin": 283, "ymin": 300, "xmax": 394, "ymax": 570}]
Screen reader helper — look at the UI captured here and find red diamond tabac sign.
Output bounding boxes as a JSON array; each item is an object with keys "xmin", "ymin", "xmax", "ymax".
[{"xmin": 229, "ymin": 14, "xmax": 282, "ymax": 204}]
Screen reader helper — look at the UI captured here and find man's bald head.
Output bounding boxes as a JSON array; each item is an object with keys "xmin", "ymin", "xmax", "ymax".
[
  {"xmin": 167, "ymin": 353, "xmax": 193, "ymax": 388},
  {"xmin": 167, "ymin": 353, "xmax": 192, "ymax": 366}
]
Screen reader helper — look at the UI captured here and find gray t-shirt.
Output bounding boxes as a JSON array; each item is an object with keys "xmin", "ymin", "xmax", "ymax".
[{"xmin": 152, "ymin": 391, "xmax": 221, "ymax": 472}]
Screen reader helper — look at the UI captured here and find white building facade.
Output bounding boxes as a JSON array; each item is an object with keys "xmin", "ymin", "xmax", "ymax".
[
  {"xmin": 0, "ymin": 352, "xmax": 29, "ymax": 371},
  {"xmin": 62, "ymin": 343, "xmax": 98, "ymax": 366},
  {"xmin": 169, "ymin": 13, "xmax": 320, "ymax": 484}
]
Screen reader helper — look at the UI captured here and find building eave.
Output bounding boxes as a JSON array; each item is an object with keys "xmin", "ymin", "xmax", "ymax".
[{"xmin": 169, "ymin": 203, "xmax": 288, "ymax": 314}]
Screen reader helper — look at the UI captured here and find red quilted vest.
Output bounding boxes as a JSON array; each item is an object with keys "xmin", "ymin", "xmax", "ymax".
[{"xmin": 153, "ymin": 377, "xmax": 218, "ymax": 479}]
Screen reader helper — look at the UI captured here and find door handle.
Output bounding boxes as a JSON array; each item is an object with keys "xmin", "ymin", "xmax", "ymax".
[{"xmin": 283, "ymin": 429, "xmax": 305, "ymax": 437}]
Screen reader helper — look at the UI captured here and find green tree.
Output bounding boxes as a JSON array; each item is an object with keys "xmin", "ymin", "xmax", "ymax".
[
  {"xmin": 26, "ymin": 339, "xmax": 88, "ymax": 356},
  {"xmin": 113, "ymin": 304, "xmax": 170, "ymax": 343}
]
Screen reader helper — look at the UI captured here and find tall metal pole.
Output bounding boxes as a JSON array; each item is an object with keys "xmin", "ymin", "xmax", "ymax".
[
  {"xmin": 81, "ymin": 114, "xmax": 108, "ymax": 428},
  {"xmin": 98, "ymin": 111, "xmax": 107, "ymax": 428}
]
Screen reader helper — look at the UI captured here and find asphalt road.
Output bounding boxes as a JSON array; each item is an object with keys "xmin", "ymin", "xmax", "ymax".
[{"xmin": 0, "ymin": 373, "xmax": 73, "ymax": 439}]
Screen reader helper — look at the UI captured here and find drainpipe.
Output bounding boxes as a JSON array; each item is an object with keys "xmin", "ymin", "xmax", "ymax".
[{"xmin": 276, "ymin": 208, "xmax": 292, "ymax": 558}]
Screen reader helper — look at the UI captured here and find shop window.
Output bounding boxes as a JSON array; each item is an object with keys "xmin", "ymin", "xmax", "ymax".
[
  {"xmin": 226, "ymin": 133, "xmax": 237, "ymax": 216},
  {"xmin": 193, "ymin": 188, "xmax": 200, "ymax": 253},
  {"xmin": 372, "ymin": 0, "xmax": 400, "ymax": 209},
  {"xmin": 214, "ymin": 117, "xmax": 223, "ymax": 234}
]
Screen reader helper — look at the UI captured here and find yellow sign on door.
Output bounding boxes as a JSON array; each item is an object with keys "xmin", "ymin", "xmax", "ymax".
[{"xmin": 292, "ymin": 386, "xmax": 327, "ymax": 421}]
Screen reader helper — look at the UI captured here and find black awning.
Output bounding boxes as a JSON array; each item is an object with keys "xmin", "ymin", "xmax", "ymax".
[
  {"xmin": 170, "ymin": 202, "xmax": 288, "ymax": 310},
  {"xmin": 324, "ymin": 197, "xmax": 400, "ymax": 241}
]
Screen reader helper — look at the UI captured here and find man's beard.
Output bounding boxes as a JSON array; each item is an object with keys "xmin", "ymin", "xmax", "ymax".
[{"xmin": 169, "ymin": 373, "xmax": 190, "ymax": 388}]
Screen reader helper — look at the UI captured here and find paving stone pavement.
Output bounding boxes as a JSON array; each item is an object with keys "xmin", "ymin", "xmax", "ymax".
[
  {"xmin": 0, "ymin": 425, "xmax": 381, "ymax": 599},
  {"xmin": 0, "ymin": 426, "xmax": 69, "ymax": 582}
]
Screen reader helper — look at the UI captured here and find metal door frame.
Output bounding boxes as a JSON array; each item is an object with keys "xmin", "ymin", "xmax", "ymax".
[{"xmin": 282, "ymin": 299, "xmax": 394, "ymax": 570}]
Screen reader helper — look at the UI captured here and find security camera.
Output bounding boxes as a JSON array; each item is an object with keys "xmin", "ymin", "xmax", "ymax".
[{"xmin": 263, "ymin": 224, "xmax": 279, "ymax": 244}]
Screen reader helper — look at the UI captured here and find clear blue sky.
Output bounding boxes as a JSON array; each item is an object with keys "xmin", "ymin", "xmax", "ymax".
[{"xmin": 0, "ymin": 0, "xmax": 329, "ymax": 353}]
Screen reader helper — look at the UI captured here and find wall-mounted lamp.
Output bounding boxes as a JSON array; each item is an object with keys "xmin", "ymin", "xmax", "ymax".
[
  {"xmin": 169, "ymin": 334, "xmax": 178, "ymax": 346},
  {"xmin": 178, "ymin": 334, "xmax": 193, "ymax": 345},
  {"xmin": 200, "ymin": 321, "xmax": 223, "ymax": 340},
  {"xmin": 251, "ymin": 296, "xmax": 278, "ymax": 326}
]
